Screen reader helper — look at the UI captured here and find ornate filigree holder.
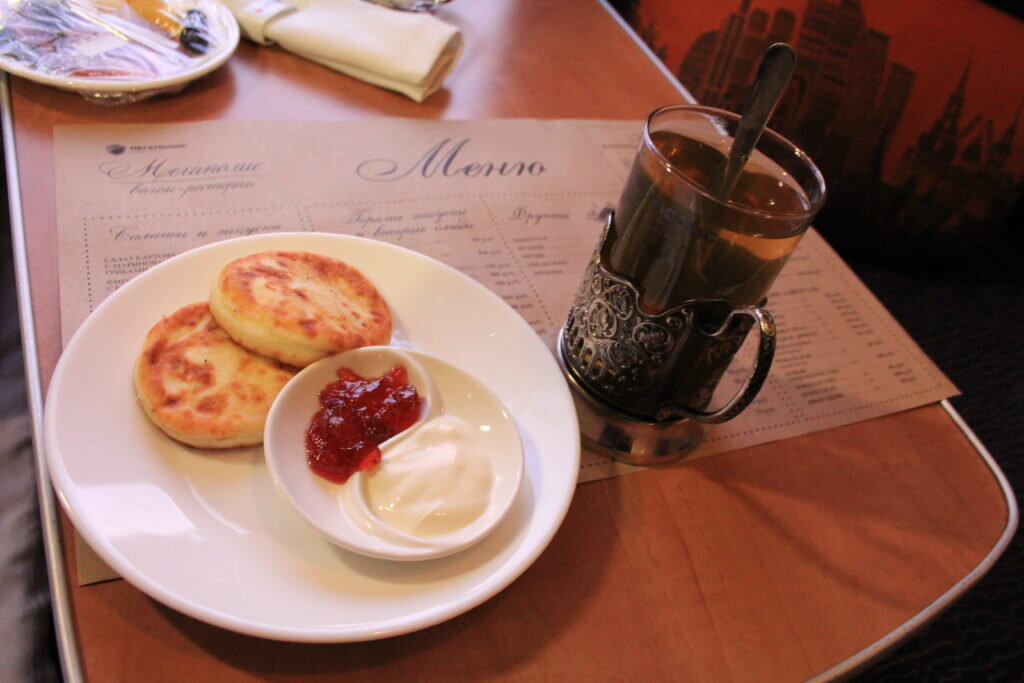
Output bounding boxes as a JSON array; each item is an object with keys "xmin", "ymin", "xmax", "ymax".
[
  {"xmin": 556, "ymin": 340, "xmax": 707, "ymax": 465},
  {"xmin": 558, "ymin": 213, "xmax": 777, "ymax": 466}
]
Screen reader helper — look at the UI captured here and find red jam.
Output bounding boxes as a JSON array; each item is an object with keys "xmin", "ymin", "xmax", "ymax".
[{"xmin": 305, "ymin": 365, "xmax": 422, "ymax": 484}]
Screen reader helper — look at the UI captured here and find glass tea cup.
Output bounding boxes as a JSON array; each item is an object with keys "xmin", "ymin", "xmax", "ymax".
[{"xmin": 561, "ymin": 104, "xmax": 826, "ymax": 430}]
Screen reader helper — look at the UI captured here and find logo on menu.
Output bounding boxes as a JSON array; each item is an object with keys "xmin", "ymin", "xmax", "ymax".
[{"xmin": 104, "ymin": 142, "xmax": 188, "ymax": 154}]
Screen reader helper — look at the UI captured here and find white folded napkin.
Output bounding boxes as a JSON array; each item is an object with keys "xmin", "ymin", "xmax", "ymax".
[{"xmin": 221, "ymin": 0, "xmax": 463, "ymax": 102}]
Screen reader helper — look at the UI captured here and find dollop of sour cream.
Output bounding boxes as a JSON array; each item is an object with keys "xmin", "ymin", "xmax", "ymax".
[{"xmin": 360, "ymin": 415, "xmax": 493, "ymax": 538}]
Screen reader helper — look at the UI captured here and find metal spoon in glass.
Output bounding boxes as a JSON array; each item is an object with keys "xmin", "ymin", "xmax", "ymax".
[{"xmin": 711, "ymin": 42, "xmax": 797, "ymax": 201}]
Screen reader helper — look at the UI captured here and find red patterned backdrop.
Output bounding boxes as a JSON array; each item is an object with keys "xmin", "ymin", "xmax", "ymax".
[{"xmin": 616, "ymin": 0, "xmax": 1023, "ymax": 269}]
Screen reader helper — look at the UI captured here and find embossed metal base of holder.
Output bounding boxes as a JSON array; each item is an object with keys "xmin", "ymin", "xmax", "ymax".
[{"xmin": 556, "ymin": 335, "xmax": 704, "ymax": 466}]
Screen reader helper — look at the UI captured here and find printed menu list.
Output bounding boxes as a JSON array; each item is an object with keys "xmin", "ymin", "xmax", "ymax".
[{"xmin": 54, "ymin": 118, "xmax": 957, "ymax": 484}]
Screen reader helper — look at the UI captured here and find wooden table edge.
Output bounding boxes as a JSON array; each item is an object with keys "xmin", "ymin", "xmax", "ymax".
[{"xmin": 804, "ymin": 400, "xmax": 1018, "ymax": 681}]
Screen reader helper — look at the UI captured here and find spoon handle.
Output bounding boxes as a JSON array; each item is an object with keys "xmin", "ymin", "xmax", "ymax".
[{"xmin": 713, "ymin": 42, "xmax": 796, "ymax": 200}]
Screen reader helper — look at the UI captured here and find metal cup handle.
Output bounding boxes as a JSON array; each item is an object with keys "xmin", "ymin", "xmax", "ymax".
[{"xmin": 670, "ymin": 305, "xmax": 776, "ymax": 424}]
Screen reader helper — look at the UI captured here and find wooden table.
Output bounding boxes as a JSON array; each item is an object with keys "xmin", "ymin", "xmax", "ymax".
[{"xmin": 2, "ymin": 0, "xmax": 1016, "ymax": 680}]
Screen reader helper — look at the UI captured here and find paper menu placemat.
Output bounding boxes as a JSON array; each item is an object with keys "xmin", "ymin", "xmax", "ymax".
[{"xmin": 51, "ymin": 119, "xmax": 957, "ymax": 584}]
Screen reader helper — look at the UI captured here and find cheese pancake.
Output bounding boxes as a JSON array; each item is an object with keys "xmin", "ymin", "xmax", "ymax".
[
  {"xmin": 134, "ymin": 302, "xmax": 297, "ymax": 449},
  {"xmin": 209, "ymin": 250, "xmax": 392, "ymax": 367}
]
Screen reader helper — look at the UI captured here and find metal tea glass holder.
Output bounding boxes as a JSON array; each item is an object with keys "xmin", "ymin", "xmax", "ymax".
[{"xmin": 557, "ymin": 213, "xmax": 777, "ymax": 466}]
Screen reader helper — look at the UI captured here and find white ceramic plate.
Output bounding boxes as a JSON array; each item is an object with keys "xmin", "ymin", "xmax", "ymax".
[
  {"xmin": 44, "ymin": 233, "xmax": 580, "ymax": 642},
  {"xmin": 0, "ymin": 0, "xmax": 238, "ymax": 99}
]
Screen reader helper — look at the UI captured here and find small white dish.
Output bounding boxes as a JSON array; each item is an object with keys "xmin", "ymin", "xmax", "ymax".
[{"xmin": 265, "ymin": 346, "xmax": 525, "ymax": 561}]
